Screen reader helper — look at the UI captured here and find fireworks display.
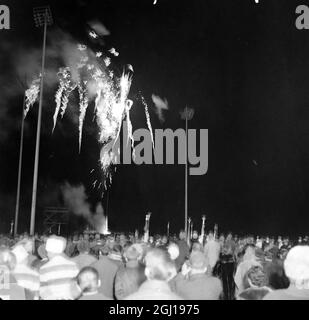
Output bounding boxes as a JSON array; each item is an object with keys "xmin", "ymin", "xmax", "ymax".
[{"xmin": 24, "ymin": 31, "xmax": 156, "ymax": 190}]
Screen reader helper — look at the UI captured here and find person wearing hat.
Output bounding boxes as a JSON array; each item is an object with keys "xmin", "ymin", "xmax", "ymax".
[
  {"xmin": 39, "ymin": 235, "xmax": 80, "ymax": 300},
  {"xmin": 114, "ymin": 244, "xmax": 146, "ymax": 300},
  {"xmin": 174, "ymin": 251, "xmax": 222, "ymax": 300},
  {"xmin": 11, "ymin": 244, "xmax": 40, "ymax": 300},
  {"xmin": 263, "ymin": 245, "xmax": 309, "ymax": 300}
]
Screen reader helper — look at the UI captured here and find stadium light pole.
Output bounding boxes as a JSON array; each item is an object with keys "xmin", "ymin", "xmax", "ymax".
[
  {"xmin": 29, "ymin": 6, "xmax": 53, "ymax": 235},
  {"xmin": 181, "ymin": 107, "xmax": 194, "ymax": 236},
  {"xmin": 14, "ymin": 94, "xmax": 26, "ymax": 236}
]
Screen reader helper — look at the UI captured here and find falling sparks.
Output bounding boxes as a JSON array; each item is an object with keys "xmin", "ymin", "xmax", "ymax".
[
  {"xmin": 78, "ymin": 82, "xmax": 89, "ymax": 152},
  {"xmin": 151, "ymin": 94, "xmax": 169, "ymax": 123},
  {"xmin": 24, "ymin": 77, "xmax": 40, "ymax": 117},
  {"xmin": 141, "ymin": 95, "xmax": 155, "ymax": 149},
  {"xmin": 89, "ymin": 30, "xmax": 98, "ymax": 39},
  {"xmin": 104, "ymin": 57, "xmax": 111, "ymax": 67},
  {"xmin": 53, "ymin": 67, "xmax": 77, "ymax": 131},
  {"xmin": 77, "ymin": 44, "xmax": 87, "ymax": 51},
  {"xmin": 109, "ymin": 48, "xmax": 119, "ymax": 57}
]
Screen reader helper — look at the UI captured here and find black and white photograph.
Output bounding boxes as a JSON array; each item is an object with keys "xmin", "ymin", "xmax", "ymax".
[{"xmin": 1, "ymin": 0, "xmax": 309, "ymax": 304}]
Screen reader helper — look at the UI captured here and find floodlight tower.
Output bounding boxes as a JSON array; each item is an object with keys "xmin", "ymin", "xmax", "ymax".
[{"xmin": 29, "ymin": 6, "xmax": 53, "ymax": 235}]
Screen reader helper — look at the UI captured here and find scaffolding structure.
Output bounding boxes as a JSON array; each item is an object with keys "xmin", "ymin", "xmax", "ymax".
[{"xmin": 43, "ymin": 207, "xmax": 69, "ymax": 235}]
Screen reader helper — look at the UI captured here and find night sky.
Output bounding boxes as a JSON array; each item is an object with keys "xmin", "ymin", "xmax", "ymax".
[{"xmin": 1, "ymin": 0, "xmax": 309, "ymax": 236}]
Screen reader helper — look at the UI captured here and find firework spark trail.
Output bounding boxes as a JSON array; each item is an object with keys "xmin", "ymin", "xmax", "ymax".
[
  {"xmin": 78, "ymin": 81, "xmax": 89, "ymax": 152},
  {"xmin": 24, "ymin": 77, "xmax": 40, "ymax": 117},
  {"xmin": 53, "ymin": 68, "xmax": 69, "ymax": 131},
  {"xmin": 141, "ymin": 95, "xmax": 155, "ymax": 149},
  {"xmin": 125, "ymin": 99, "xmax": 135, "ymax": 159},
  {"xmin": 95, "ymin": 72, "xmax": 134, "ymax": 178}
]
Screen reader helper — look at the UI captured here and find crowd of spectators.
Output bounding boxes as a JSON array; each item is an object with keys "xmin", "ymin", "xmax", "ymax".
[{"xmin": 1, "ymin": 230, "xmax": 309, "ymax": 300}]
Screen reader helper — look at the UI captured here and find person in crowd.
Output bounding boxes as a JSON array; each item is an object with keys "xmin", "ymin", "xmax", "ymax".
[
  {"xmin": 190, "ymin": 231, "xmax": 200, "ymax": 246},
  {"xmin": 91, "ymin": 243, "xmax": 124, "ymax": 299},
  {"xmin": 221, "ymin": 233, "xmax": 236, "ymax": 300},
  {"xmin": 167, "ymin": 242, "xmax": 180, "ymax": 271},
  {"xmin": 234, "ymin": 244, "xmax": 262, "ymax": 296},
  {"xmin": 32, "ymin": 243, "xmax": 49, "ymax": 270},
  {"xmin": 204, "ymin": 231, "xmax": 221, "ymax": 274},
  {"xmin": 114, "ymin": 243, "xmax": 146, "ymax": 300},
  {"xmin": 175, "ymin": 230, "xmax": 190, "ymax": 272},
  {"xmin": 174, "ymin": 251, "xmax": 223, "ymax": 300},
  {"xmin": 125, "ymin": 248, "xmax": 182, "ymax": 300},
  {"xmin": 77, "ymin": 266, "xmax": 111, "ymax": 300},
  {"xmin": 263, "ymin": 245, "xmax": 309, "ymax": 300},
  {"xmin": 0, "ymin": 247, "xmax": 26, "ymax": 300},
  {"xmin": 11, "ymin": 244, "xmax": 40, "ymax": 300},
  {"xmin": 17, "ymin": 238, "xmax": 37, "ymax": 266},
  {"xmin": 39, "ymin": 235, "xmax": 80, "ymax": 300},
  {"xmin": 263, "ymin": 249, "xmax": 290, "ymax": 290},
  {"xmin": 64, "ymin": 237, "xmax": 76, "ymax": 258},
  {"xmin": 237, "ymin": 265, "xmax": 272, "ymax": 300},
  {"xmin": 72, "ymin": 240, "xmax": 97, "ymax": 269}
]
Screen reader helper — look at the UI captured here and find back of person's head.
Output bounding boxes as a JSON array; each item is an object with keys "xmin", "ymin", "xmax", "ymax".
[
  {"xmin": 244, "ymin": 265, "xmax": 268, "ymax": 289},
  {"xmin": 111, "ymin": 244, "xmax": 123, "ymax": 255},
  {"xmin": 77, "ymin": 266, "xmax": 100, "ymax": 293},
  {"xmin": 208, "ymin": 232, "xmax": 214, "ymax": 240},
  {"xmin": 45, "ymin": 235, "xmax": 67, "ymax": 258},
  {"xmin": 189, "ymin": 251, "xmax": 208, "ymax": 273},
  {"xmin": 167, "ymin": 243, "xmax": 179, "ymax": 261},
  {"xmin": 144, "ymin": 248, "xmax": 176, "ymax": 282},
  {"xmin": 266, "ymin": 260, "xmax": 290, "ymax": 290},
  {"xmin": 124, "ymin": 244, "xmax": 143, "ymax": 261},
  {"xmin": 77, "ymin": 241, "xmax": 90, "ymax": 254},
  {"xmin": 284, "ymin": 245, "xmax": 309, "ymax": 289},
  {"xmin": 191, "ymin": 242, "xmax": 203, "ymax": 253},
  {"xmin": 179, "ymin": 230, "xmax": 186, "ymax": 240}
]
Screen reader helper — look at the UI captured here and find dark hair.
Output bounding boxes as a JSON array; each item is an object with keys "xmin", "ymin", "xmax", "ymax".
[{"xmin": 244, "ymin": 265, "xmax": 268, "ymax": 289}]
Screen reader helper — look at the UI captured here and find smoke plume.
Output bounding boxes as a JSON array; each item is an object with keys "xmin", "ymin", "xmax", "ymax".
[{"xmin": 61, "ymin": 182, "xmax": 107, "ymax": 233}]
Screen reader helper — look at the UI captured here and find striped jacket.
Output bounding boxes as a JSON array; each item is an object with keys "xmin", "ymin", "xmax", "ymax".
[
  {"xmin": 13, "ymin": 264, "xmax": 40, "ymax": 299},
  {"xmin": 39, "ymin": 254, "xmax": 80, "ymax": 300}
]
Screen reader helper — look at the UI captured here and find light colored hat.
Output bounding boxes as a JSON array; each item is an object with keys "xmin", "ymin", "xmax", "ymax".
[
  {"xmin": 45, "ymin": 236, "xmax": 66, "ymax": 254},
  {"xmin": 168, "ymin": 243, "xmax": 179, "ymax": 260},
  {"xmin": 284, "ymin": 245, "xmax": 309, "ymax": 281},
  {"xmin": 11, "ymin": 245, "xmax": 29, "ymax": 264}
]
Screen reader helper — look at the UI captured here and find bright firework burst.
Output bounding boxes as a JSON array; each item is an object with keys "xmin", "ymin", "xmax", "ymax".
[{"xmin": 24, "ymin": 77, "xmax": 41, "ymax": 117}]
